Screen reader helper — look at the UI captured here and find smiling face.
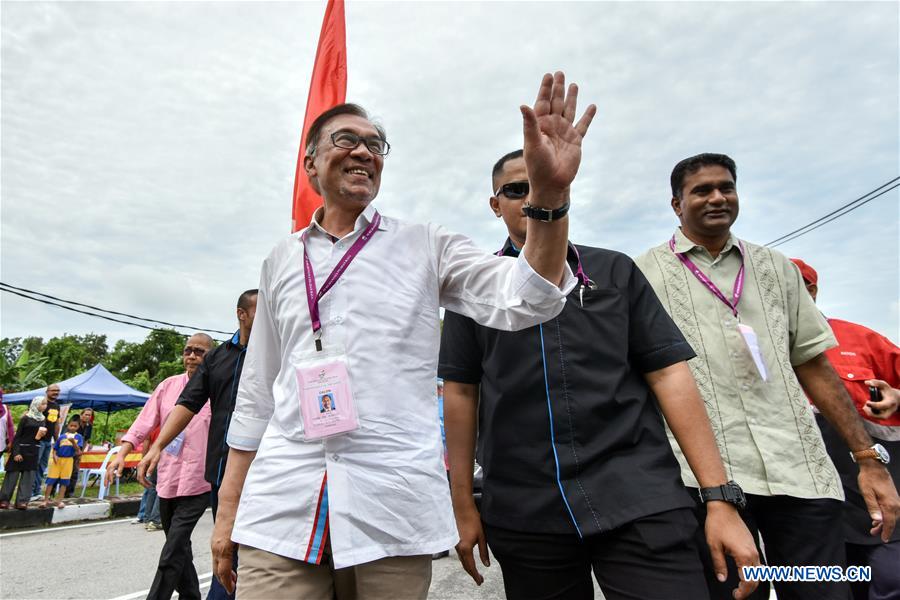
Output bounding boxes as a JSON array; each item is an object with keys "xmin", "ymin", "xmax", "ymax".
[
  {"xmin": 672, "ymin": 165, "xmax": 739, "ymax": 242},
  {"xmin": 304, "ymin": 114, "xmax": 384, "ymax": 210},
  {"xmin": 490, "ymin": 156, "xmax": 529, "ymax": 247}
]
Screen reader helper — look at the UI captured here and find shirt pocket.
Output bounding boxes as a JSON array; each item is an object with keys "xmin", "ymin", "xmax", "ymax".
[{"xmin": 832, "ymin": 364, "xmax": 875, "ymax": 385}]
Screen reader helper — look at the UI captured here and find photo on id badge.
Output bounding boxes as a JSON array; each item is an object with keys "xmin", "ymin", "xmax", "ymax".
[{"xmin": 319, "ymin": 392, "xmax": 337, "ymax": 413}]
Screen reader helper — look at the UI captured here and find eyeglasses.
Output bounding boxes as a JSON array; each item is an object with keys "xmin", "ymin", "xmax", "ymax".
[
  {"xmin": 330, "ymin": 131, "xmax": 390, "ymax": 156},
  {"xmin": 494, "ymin": 181, "xmax": 529, "ymax": 199},
  {"xmin": 183, "ymin": 346, "xmax": 207, "ymax": 357}
]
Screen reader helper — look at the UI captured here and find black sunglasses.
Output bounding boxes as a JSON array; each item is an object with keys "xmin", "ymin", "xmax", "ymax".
[
  {"xmin": 183, "ymin": 346, "xmax": 207, "ymax": 357},
  {"xmin": 494, "ymin": 181, "xmax": 529, "ymax": 199}
]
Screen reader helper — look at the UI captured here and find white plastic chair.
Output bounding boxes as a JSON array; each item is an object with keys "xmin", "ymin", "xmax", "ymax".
[{"xmin": 79, "ymin": 445, "xmax": 121, "ymax": 499}]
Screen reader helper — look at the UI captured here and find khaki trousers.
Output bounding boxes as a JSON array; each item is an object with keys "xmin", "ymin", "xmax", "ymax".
[{"xmin": 237, "ymin": 544, "xmax": 432, "ymax": 600}]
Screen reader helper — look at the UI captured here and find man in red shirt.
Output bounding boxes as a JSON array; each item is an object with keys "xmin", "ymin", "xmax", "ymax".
[{"xmin": 792, "ymin": 257, "xmax": 899, "ymax": 600}]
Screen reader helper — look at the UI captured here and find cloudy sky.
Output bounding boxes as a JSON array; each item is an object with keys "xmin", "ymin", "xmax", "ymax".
[{"xmin": 2, "ymin": 1, "xmax": 898, "ymax": 347}]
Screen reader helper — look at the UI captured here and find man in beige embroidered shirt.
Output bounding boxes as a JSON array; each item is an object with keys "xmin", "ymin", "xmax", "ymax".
[{"xmin": 635, "ymin": 153, "xmax": 899, "ymax": 600}]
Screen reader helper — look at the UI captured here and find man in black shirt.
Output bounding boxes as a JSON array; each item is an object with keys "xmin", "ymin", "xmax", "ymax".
[
  {"xmin": 438, "ymin": 150, "xmax": 758, "ymax": 600},
  {"xmin": 31, "ymin": 383, "xmax": 62, "ymax": 498},
  {"xmin": 138, "ymin": 289, "xmax": 257, "ymax": 600}
]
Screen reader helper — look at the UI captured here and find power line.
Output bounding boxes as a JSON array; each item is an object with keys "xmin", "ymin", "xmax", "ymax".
[
  {"xmin": 767, "ymin": 177, "xmax": 900, "ymax": 247},
  {"xmin": 768, "ymin": 182, "xmax": 899, "ymax": 248},
  {"xmin": 0, "ymin": 284, "xmax": 229, "ymax": 341},
  {"xmin": 1, "ymin": 285, "xmax": 176, "ymax": 332},
  {"xmin": 0, "ymin": 281, "xmax": 233, "ymax": 335}
]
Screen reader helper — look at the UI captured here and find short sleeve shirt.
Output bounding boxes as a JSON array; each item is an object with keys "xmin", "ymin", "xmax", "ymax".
[
  {"xmin": 43, "ymin": 400, "xmax": 61, "ymax": 442},
  {"xmin": 439, "ymin": 242, "xmax": 696, "ymax": 535},
  {"xmin": 634, "ymin": 229, "xmax": 842, "ymax": 500}
]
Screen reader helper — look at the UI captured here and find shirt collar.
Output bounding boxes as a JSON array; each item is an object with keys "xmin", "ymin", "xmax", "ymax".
[
  {"xmin": 228, "ymin": 331, "xmax": 246, "ymax": 349},
  {"xmin": 672, "ymin": 227, "xmax": 741, "ymax": 258},
  {"xmin": 498, "ymin": 238, "xmax": 521, "ymax": 257},
  {"xmin": 498, "ymin": 238, "xmax": 581, "ymax": 267},
  {"xmin": 307, "ymin": 203, "xmax": 388, "ymax": 239}
]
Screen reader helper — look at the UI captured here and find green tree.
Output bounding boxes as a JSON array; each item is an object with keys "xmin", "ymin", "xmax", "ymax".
[
  {"xmin": 0, "ymin": 349, "xmax": 60, "ymax": 392},
  {"xmin": 39, "ymin": 333, "xmax": 110, "ymax": 380},
  {"xmin": 108, "ymin": 329, "xmax": 186, "ymax": 386}
]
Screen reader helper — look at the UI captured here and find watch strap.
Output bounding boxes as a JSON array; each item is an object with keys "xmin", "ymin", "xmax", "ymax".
[
  {"xmin": 851, "ymin": 447, "xmax": 887, "ymax": 464},
  {"xmin": 522, "ymin": 201, "xmax": 570, "ymax": 222},
  {"xmin": 698, "ymin": 480, "xmax": 747, "ymax": 509}
]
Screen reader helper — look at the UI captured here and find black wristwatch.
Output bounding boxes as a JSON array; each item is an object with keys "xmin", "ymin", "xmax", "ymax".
[
  {"xmin": 521, "ymin": 201, "xmax": 570, "ymax": 222},
  {"xmin": 699, "ymin": 480, "xmax": 747, "ymax": 509}
]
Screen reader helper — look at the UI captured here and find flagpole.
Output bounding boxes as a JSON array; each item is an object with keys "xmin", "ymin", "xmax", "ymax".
[{"xmin": 291, "ymin": 0, "xmax": 348, "ymax": 232}]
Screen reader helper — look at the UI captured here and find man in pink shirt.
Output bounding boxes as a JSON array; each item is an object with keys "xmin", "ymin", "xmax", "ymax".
[{"xmin": 107, "ymin": 332, "xmax": 214, "ymax": 600}]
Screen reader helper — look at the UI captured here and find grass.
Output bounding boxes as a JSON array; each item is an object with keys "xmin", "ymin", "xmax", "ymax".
[{"xmin": 0, "ymin": 472, "xmax": 146, "ymax": 499}]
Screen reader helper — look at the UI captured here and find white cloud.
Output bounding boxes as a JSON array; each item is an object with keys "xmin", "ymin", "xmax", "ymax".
[{"xmin": 2, "ymin": 1, "xmax": 897, "ymax": 345}]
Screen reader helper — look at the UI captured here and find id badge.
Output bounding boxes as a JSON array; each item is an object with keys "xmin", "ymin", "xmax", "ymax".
[
  {"xmin": 737, "ymin": 323, "xmax": 768, "ymax": 382},
  {"xmin": 296, "ymin": 344, "xmax": 359, "ymax": 440},
  {"xmin": 164, "ymin": 432, "xmax": 185, "ymax": 457}
]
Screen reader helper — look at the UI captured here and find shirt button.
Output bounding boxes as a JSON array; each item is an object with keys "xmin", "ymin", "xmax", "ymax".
[
  {"xmin": 334, "ymin": 316, "xmax": 343, "ymax": 324},
  {"xmin": 741, "ymin": 383, "xmax": 751, "ymax": 391},
  {"xmin": 336, "ymin": 242, "xmax": 344, "ymax": 250},
  {"xmin": 331, "ymin": 454, "xmax": 340, "ymax": 462},
  {"xmin": 847, "ymin": 373, "xmax": 854, "ymax": 379},
  {"xmin": 749, "ymin": 417, "xmax": 757, "ymax": 425}
]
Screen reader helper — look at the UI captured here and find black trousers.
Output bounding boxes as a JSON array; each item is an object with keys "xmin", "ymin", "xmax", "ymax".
[
  {"xmin": 0, "ymin": 470, "xmax": 36, "ymax": 504},
  {"xmin": 207, "ymin": 483, "xmax": 237, "ymax": 600},
  {"xmin": 846, "ymin": 541, "xmax": 900, "ymax": 600},
  {"xmin": 692, "ymin": 492, "xmax": 851, "ymax": 600},
  {"xmin": 483, "ymin": 507, "xmax": 708, "ymax": 600},
  {"xmin": 147, "ymin": 493, "xmax": 209, "ymax": 600}
]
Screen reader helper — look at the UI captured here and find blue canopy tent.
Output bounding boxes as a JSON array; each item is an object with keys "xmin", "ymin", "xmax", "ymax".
[{"xmin": 4, "ymin": 363, "xmax": 150, "ymax": 412}]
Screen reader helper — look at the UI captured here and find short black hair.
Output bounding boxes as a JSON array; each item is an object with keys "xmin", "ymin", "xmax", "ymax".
[
  {"xmin": 492, "ymin": 149, "xmax": 524, "ymax": 188},
  {"xmin": 237, "ymin": 289, "xmax": 258, "ymax": 311},
  {"xmin": 670, "ymin": 153, "xmax": 737, "ymax": 199},
  {"xmin": 304, "ymin": 103, "xmax": 387, "ymax": 157},
  {"xmin": 68, "ymin": 414, "xmax": 80, "ymax": 423}
]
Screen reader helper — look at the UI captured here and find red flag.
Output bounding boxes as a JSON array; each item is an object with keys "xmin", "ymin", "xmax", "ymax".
[{"xmin": 291, "ymin": 0, "xmax": 347, "ymax": 232}]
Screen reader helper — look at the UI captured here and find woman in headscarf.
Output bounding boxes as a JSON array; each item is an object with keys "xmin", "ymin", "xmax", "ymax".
[{"xmin": 0, "ymin": 395, "xmax": 48, "ymax": 509}]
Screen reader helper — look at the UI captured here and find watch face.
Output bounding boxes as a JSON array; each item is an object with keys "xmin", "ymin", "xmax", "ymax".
[{"xmin": 873, "ymin": 444, "xmax": 891, "ymax": 465}]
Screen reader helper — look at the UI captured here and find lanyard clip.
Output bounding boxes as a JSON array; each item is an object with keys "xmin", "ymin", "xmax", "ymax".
[{"xmin": 314, "ymin": 330, "xmax": 323, "ymax": 352}]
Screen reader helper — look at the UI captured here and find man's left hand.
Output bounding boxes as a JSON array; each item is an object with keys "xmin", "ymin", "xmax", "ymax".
[
  {"xmin": 705, "ymin": 502, "xmax": 760, "ymax": 600},
  {"xmin": 521, "ymin": 72, "xmax": 596, "ymax": 204},
  {"xmin": 858, "ymin": 462, "xmax": 900, "ymax": 541},
  {"xmin": 863, "ymin": 379, "xmax": 900, "ymax": 420}
]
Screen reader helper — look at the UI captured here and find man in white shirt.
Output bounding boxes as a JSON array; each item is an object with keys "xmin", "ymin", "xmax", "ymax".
[{"xmin": 211, "ymin": 72, "xmax": 596, "ymax": 599}]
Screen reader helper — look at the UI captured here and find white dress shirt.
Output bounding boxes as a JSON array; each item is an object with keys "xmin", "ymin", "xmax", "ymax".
[{"xmin": 228, "ymin": 204, "xmax": 575, "ymax": 569}]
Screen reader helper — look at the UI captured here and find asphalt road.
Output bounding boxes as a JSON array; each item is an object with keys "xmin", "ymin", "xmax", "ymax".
[
  {"xmin": 0, "ymin": 512, "xmax": 509, "ymax": 600},
  {"xmin": 1, "ymin": 515, "xmax": 783, "ymax": 600}
]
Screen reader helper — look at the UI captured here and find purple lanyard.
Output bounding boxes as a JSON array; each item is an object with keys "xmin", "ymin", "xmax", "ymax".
[
  {"xmin": 496, "ymin": 241, "xmax": 594, "ymax": 288},
  {"xmin": 302, "ymin": 212, "xmax": 381, "ymax": 350},
  {"xmin": 669, "ymin": 236, "xmax": 745, "ymax": 317}
]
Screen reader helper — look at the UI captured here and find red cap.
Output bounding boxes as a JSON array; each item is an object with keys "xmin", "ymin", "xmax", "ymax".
[{"xmin": 790, "ymin": 258, "xmax": 818, "ymax": 286}]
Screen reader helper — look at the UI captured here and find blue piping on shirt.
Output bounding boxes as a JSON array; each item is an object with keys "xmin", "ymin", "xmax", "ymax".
[
  {"xmin": 215, "ymin": 333, "xmax": 246, "ymax": 487},
  {"xmin": 539, "ymin": 322, "xmax": 583, "ymax": 538}
]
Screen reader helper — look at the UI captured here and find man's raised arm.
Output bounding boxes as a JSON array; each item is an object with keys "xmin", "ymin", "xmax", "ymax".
[{"xmin": 521, "ymin": 71, "xmax": 596, "ymax": 286}]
